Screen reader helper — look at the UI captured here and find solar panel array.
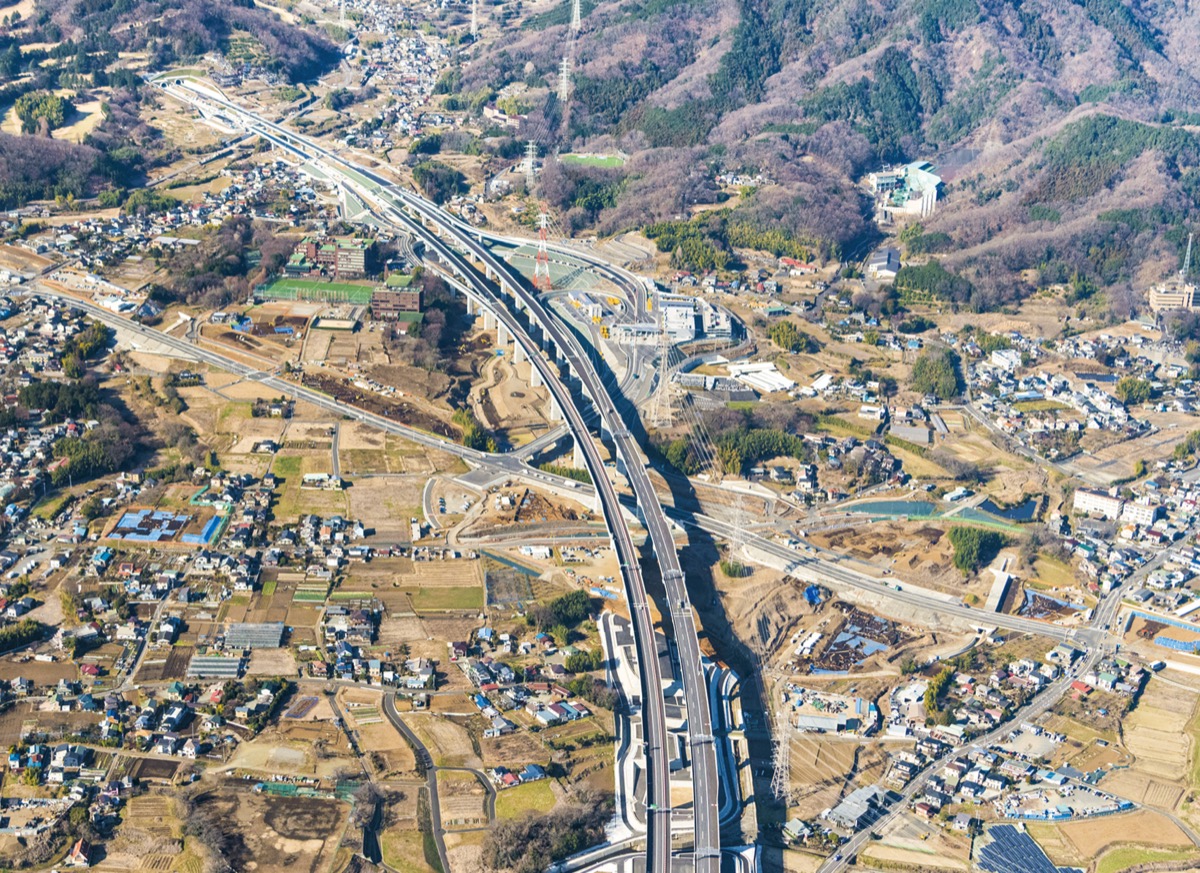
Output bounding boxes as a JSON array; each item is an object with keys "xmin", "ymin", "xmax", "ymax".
[{"xmin": 978, "ymin": 825, "xmax": 1073, "ymax": 873}]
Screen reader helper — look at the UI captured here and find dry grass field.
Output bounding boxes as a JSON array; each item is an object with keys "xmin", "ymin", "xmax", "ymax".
[
  {"xmin": 1099, "ymin": 676, "xmax": 1200, "ymax": 815},
  {"xmin": 1030, "ymin": 809, "xmax": 1196, "ymax": 869},
  {"xmin": 787, "ymin": 737, "xmax": 890, "ymax": 819}
]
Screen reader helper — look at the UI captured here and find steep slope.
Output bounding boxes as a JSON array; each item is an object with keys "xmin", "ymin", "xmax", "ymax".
[{"xmin": 459, "ymin": 0, "xmax": 1200, "ymax": 306}]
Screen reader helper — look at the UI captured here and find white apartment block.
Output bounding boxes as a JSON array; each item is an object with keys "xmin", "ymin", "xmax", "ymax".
[{"xmin": 1073, "ymin": 489, "xmax": 1123, "ymax": 520}]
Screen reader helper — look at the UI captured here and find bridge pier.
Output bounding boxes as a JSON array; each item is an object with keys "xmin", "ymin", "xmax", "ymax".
[
  {"xmin": 548, "ymin": 398, "xmax": 564, "ymax": 423},
  {"xmin": 531, "ymin": 366, "xmax": 543, "ymax": 389},
  {"xmin": 573, "ymin": 437, "xmax": 587, "ymax": 469},
  {"xmin": 498, "ymin": 324, "xmax": 510, "ymax": 347},
  {"xmin": 483, "ymin": 311, "xmax": 496, "ymax": 330},
  {"xmin": 465, "ymin": 296, "xmax": 476, "ymax": 316},
  {"xmin": 513, "ymin": 342, "xmax": 526, "ymax": 365}
]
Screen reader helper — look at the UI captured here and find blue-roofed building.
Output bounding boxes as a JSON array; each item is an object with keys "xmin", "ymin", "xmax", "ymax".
[{"xmin": 520, "ymin": 764, "xmax": 546, "ymax": 783}]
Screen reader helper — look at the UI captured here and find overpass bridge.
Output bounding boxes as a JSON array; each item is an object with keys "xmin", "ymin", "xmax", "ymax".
[{"xmin": 158, "ymin": 78, "xmax": 721, "ymax": 873}]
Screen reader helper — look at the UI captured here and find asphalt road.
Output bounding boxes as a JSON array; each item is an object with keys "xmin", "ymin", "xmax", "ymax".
[
  {"xmin": 157, "ymin": 84, "xmax": 684, "ymax": 872},
  {"xmin": 381, "ymin": 694, "xmax": 501, "ymax": 870}
]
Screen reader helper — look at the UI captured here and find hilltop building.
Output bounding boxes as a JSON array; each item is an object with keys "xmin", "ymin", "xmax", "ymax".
[
  {"xmin": 1148, "ymin": 281, "xmax": 1197, "ymax": 312},
  {"xmin": 868, "ymin": 161, "xmax": 941, "ymax": 223}
]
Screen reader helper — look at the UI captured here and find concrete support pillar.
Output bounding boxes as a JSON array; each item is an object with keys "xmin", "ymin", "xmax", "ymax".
[
  {"xmin": 548, "ymin": 398, "xmax": 564, "ymax": 423},
  {"xmin": 513, "ymin": 342, "xmax": 526, "ymax": 365},
  {"xmin": 498, "ymin": 324, "xmax": 510, "ymax": 348},
  {"xmin": 465, "ymin": 296, "xmax": 476, "ymax": 316},
  {"xmin": 483, "ymin": 310, "xmax": 496, "ymax": 330},
  {"xmin": 573, "ymin": 437, "xmax": 587, "ymax": 469},
  {"xmin": 531, "ymin": 366, "xmax": 543, "ymax": 389}
]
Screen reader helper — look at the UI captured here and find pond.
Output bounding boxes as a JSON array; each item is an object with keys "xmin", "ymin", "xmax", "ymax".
[{"xmin": 978, "ymin": 496, "xmax": 1041, "ymax": 522}]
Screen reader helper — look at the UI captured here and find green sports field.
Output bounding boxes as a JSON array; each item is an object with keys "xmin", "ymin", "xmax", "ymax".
[
  {"xmin": 560, "ymin": 153, "xmax": 626, "ymax": 168},
  {"xmin": 259, "ymin": 277, "xmax": 376, "ymax": 304}
]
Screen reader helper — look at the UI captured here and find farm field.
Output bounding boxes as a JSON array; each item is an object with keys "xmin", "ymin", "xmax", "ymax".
[
  {"xmin": 408, "ymin": 714, "xmax": 481, "ymax": 769},
  {"xmin": 1095, "ymin": 676, "xmax": 1199, "ymax": 814},
  {"xmin": 1030, "ymin": 809, "xmax": 1196, "ymax": 870},
  {"xmin": 436, "ymin": 770, "xmax": 489, "ymax": 829}
]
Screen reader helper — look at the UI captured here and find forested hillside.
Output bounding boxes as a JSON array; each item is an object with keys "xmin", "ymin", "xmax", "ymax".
[
  {"xmin": 458, "ymin": 0, "xmax": 1200, "ymax": 309},
  {"xmin": 0, "ymin": 0, "xmax": 338, "ymax": 209},
  {"xmin": 34, "ymin": 0, "xmax": 340, "ymax": 84}
]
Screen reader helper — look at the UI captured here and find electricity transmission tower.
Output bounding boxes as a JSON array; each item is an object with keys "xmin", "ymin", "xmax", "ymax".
[
  {"xmin": 731, "ymin": 491, "xmax": 748, "ymax": 560},
  {"xmin": 647, "ymin": 295, "xmax": 676, "ymax": 429},
  {"xmin": 471, "ymin": 0, "xmax": 478, "ymax": 38},
  {"xmin": 770, "ymin": 706, "xmax": 792, "ymax": 804},
  {"xmin": 522, "ymin": 140, "xmax": 537, "ymax": 188},
  {"xmin": 557, "ymin": 54, "xmax": 573, "ymax": 101},
  {"xmin": 570, "ymin": 0, "xmax": 581, "ymax": 34},
  {"xmin": 1182, "ymin": 231, "xmax": 1194, "ymax": 281},
  {"xmin": 533, "ymin": 206, "xmax": 553, "ymax": 292}
]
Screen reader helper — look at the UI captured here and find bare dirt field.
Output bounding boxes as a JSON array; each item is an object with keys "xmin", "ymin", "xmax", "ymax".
[
  {"xmin": 246, "ymin": 648, "xmax": 299, "ymax": 677},
  {"xmin": 226, "ymin": 718, "xmax": 354, "ymax": 779},
  {"xmin": 480, "ymin": 729, "xmax": 546, "ymax": 770},
  {"xmin": 346, "ymin": 476, "xmax": 425, "ymax": 538},
  {"xmin": 808, "ymin": 521, "xmax": 988, "ymax": 597},
  {"xmin": 1066, "ymin": 738, "xmax": 1131, "ymax": 773},
  {"xmin": 0, "ymin": 654, "xmax": 78, "ymax": 685},
  {"xmin": 408, "ymin": 714, "xmax": 481, "ymax": 769},
  {"xmin": 443, "ymin": 829, "xmax": 486, "ymax": 873},
  {"xmin": 191, "ymin": 785, "xmax": 349, "ymax": 873},
  {"xmin": 1101, "ymin": 770, "xmax": 1186, "ymax": 812}
]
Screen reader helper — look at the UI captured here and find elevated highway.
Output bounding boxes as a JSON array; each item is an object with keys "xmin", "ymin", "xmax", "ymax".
[{"xmin": 157, "ymin": 79, "xmax": 719, "ymax": 872}]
